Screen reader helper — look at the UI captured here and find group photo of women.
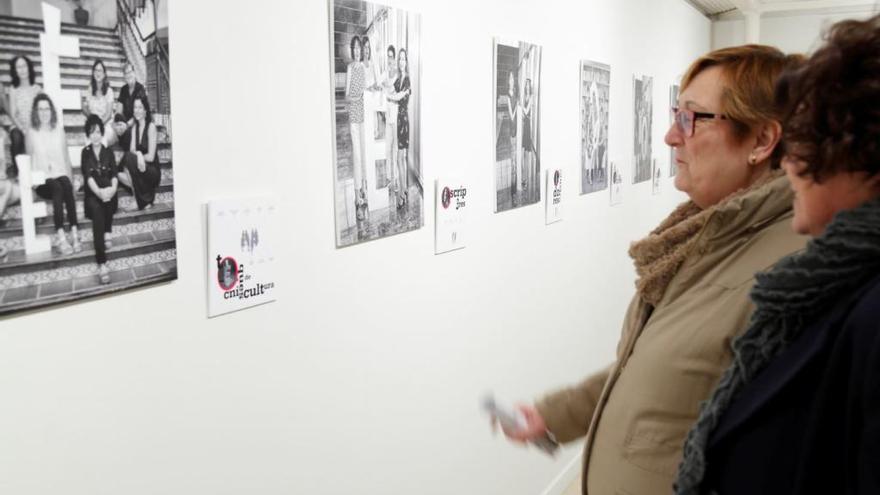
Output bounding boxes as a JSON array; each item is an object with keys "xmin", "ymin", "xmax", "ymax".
[
  {"xmin": 494, "ymin": 39, "xmax": 542, "ymax": 213},
  {"xmin": 331, "ymin": 0, "xmax": 422, "ymax": 248},
  {"xmin": 0, "ymin": 55, "xmax": 161, "ymax": 282},
  {"xmin": 0, "ymin": 0, "xmax": 174, "ymax": 316}
]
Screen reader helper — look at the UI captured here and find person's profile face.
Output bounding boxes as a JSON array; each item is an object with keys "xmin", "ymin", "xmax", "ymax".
[
  {"xmin": 665, "ymin": 65, "xmax": 755, "ymax": 209},
  {"xmin": 353, "ymin": 41, "xmax": 361, "ymax": 62},
  {"xmin": 363, "ymin": 40, "xmax": 371, "ymax": 61},
  {"xmin": 387, "ymin": 50, "xmax": 395, "ymax": 69}
]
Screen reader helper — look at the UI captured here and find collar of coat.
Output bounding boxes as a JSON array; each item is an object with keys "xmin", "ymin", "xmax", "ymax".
[
  {"xmin": 628, "ymin": 169, "xmax": 790, "ymax": 306},
  {"xmin": 674, "ymin": 194, "xmax": 880, "ymax": 495}
]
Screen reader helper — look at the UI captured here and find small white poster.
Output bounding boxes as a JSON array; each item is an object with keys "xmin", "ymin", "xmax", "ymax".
[
  {"xmin": 206, "ymin": 196, "xmax": 278, "ymax": 317},
  {"xmin": 652, "ymin": 158, "xmax": 662, "ymax": 195},
  {"xmin": 610, "ymin": 161, "xmax": 623, "ymax": 206},
  {"xmin": 545, "ymin": 169, "xmax": 562, "ymax": 225},
  {"xmin": 435, "ymin": 179, "xmax": 467, "ymax": 254}
]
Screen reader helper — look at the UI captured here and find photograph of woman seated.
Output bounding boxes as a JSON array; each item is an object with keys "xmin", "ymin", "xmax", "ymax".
[
  {"xmin": 117, "ymin": 95, "xmax": 160, "ymax": 212},
  {"xmin": 80, "ymin": 114, "xmax": 119, "ymax": 285},
  {"xmin": 27, "ymin": 93, "xmax": 81, "ymax": 255}
]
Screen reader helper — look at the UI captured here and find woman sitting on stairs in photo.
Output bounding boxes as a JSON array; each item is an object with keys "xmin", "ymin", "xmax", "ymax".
[
  {"xmin": 117, "ymin": 94, "xmax": 160, "ymax": 211},
  {"xmin": 26, "ymin": 93, "xmax": 81, "ymax": 255},
  {"xmin": 80, "ymin": 114, "xmax": 118, "ymax": 285}
]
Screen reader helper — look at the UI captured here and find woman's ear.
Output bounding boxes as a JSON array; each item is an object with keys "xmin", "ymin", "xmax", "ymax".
[{"xmin": 751, "ymin": 120, "xmax": 783, "ymax": 165}]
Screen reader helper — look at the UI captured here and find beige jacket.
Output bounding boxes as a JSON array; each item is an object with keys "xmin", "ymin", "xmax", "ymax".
[{"xmin": 536, "ymin": 175, "xmax": 806, "ymax": 495}]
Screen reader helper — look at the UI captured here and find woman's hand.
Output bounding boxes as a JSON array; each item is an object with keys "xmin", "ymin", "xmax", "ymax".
[
  {"xmin": 492, "ymin": 404, "xmax": 549, "ymax": 443},
  {"xmin": 136, "ymin": 152, "xmax": 146, "ymax": 173}
]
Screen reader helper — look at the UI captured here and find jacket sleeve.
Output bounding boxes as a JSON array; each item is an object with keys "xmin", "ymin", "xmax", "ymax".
[{"xmin": 535, "ymin": 365, "xmax": 611, "ymax": 443}]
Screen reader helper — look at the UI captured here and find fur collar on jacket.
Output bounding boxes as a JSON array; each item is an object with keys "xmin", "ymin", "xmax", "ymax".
[{"xmin": 629, "ymin": 170, "xmax": 787, "ymax": 306}]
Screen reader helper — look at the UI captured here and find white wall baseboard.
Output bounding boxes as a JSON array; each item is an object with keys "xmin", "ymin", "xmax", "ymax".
[{"xmin": 541, "ymin": 451, "xmax": 583, "ymax": 495}]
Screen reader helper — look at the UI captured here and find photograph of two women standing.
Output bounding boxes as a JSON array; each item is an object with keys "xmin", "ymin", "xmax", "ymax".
[
  {"xmin": 331, "ymin": 0, "xmax": 422, "ymax": 247},
  {"xmin": 494, "ymin": 39, "xmax": 542, "ymax": 213}
]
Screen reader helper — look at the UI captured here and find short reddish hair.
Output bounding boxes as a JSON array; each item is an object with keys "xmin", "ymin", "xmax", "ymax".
[{"xmin": 681, "ymin": 45, "xmax": 804, "ymax": 166}]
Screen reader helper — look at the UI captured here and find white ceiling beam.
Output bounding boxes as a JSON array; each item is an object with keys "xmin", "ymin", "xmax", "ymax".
[{"xmin": 758, "ymin": 0, "xmax": 877, "ymax": 14}]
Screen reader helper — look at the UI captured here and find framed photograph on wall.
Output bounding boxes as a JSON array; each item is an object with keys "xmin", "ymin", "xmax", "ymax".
[
  {"xmin": 579, "ymin": 60, "xmax": 610, "ymax": 195},
  {"xmin": 669, "ymin": 82, "xmax": 680, "ymax": 177},
  {"xmin": 493, "ymin": 37, "xmax": 542, "ymax": 213},
  {"xmin": 632, "ymin": 74, "xmax": 653, "ymax": 184},
  {"xmin": 0, "ymin": 0, "xmax": 175, "ymax": 316},
  {"xmin": 329, "ymin": 0, "xmax": 423, "ymax": 247}
]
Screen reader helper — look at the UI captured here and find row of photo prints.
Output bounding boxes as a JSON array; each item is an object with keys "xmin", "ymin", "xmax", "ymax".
[
  {"xmin": 330, "ymin": 0, "xmax": 681, "ymax": 249},
  {"xmin": 1, "ymin": 0, "xmax": 675, "ymax": 317}
]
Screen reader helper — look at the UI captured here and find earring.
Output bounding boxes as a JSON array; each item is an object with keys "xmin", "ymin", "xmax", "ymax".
[{"xmin": 749, "ymin": 154, "xmax": 757, "ymax": 165}]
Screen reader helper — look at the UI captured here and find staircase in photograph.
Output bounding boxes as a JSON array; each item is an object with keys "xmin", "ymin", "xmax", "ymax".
[{"xmin": 0, "ymin": 13, "xmax": 175, "ymax": 313}]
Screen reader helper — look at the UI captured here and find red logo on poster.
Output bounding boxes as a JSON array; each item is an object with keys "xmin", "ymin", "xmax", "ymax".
[
  {"xmin": 441, "ymin": 187, "xmax": 452, "ymax": 209},
  {"xmin": 216, "ymin": 255, "xmax": 238, "ymax": 291}
]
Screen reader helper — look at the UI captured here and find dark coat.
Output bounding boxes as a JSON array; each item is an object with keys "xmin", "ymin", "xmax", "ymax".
[
  {"xmin": 702, "ymin": 272, "xmax": 880, "ymax": 495},
  {"xmin": 80, "ymin": 144, "xmax": 118, "ymax": 217}
]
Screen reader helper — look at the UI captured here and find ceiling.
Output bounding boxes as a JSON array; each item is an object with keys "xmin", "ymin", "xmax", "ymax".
[{"xmin": 684, "ymin": 0, "xmax": 879, "ymax": 17}]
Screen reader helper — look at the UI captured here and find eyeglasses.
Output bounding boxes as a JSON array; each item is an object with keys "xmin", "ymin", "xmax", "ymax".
[{"xmin": 670, "ymin": 107, "xmax": 728, "ymax": 137}]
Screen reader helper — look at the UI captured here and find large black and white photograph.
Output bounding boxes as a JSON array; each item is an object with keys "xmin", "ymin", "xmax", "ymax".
[
  {"xmin": 609, "ymin": 161, "xmax": 623, "ymax": 206},
  {"xmin": 632, "ymin": 74, "xmax": 653, "ymax": 184},
  {"xmin": 330, "ymin": 0, "xmax": 422, "ymax": 248},
  {"xmin": 0, "ymin": 0, "xmax": 174, "ymax": 315},
  {"xmin": 579, "ymin": 59, "xmax": 609, "ymax": 195},
  {"xmin": 669, "ymin": 82, "xmax": 680, "ymax": 176},
  {"xmin": 494, "ymin": 38, "xmax": 541, "ymax": 213}
]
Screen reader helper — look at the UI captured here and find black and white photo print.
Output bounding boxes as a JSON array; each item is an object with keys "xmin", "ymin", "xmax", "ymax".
[
  {"xmin": 669, "ymin": 82, "xmax": 680, "ymax": 176},
  {"xmin": 579, "ymin": 60, "xmax": 609, "ymax": 195},
  {"xmin": 632, "ymin": 74, "xmax": 653, "ymax": 184},
  {"xmin": 0, "ymin": 0, "xmax": 175, "ymax": 315},
  {"xmin": 330, "ymin": 0, "xmax": 422, "ymax": 247},
  {"xmin": 494, "ymin": 38, "xmax": 541, "ymax": 212}
]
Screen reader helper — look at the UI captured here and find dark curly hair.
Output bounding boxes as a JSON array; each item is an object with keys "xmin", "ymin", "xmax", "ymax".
[
  {"xmin": 776, "ymin": 14, "xmax": 880, "ymax": 182},
  {"xmin": 9, "ymin": 55, "xmax": 36, "ymax": 87}
]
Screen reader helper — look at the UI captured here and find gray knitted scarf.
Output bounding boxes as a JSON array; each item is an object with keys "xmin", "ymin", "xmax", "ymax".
[{"xmin": 674, "ymin": 197, "xmax": 880, "ymax": 495}]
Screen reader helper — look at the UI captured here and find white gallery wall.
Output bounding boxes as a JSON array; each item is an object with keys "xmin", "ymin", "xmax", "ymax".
[
  {"xmin": 0, "ymin": 1, "xmax": 709, "ymax": 494},
  {"xmin": 712, "ymin": 5, "xmax": 879, "ymax": 53}
]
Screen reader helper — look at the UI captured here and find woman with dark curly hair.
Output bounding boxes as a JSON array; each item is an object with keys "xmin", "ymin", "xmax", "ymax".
[
  {"xmin": 7, "ymin": 55, "xmax": 41, "ymax": 174},
  {"xmin": 117, "ymin": 94, "xmax": 160, "ymax": 211},
  {"xmin": 675, "ymin": 15, "xmax": 880, "ymax": 495}
]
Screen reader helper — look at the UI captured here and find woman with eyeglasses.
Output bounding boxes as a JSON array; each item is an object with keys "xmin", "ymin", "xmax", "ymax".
[
  {"xmin": 82, "ymin": 59, "xmax": 117, "ymax": 147},
  {"xmin": 496, "ymin": 45, "xmax": 805, "ymax": 495},
  {"xmin": 676, "ymin": 16, "xmax": 880, "ymax": 495}
]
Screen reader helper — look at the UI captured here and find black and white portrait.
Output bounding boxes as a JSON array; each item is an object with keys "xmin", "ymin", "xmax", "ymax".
[
  {"xmin": 652, "ymin": 158, "xmax": 661, "ymax": 195},
  {"xmin": 632, "ymin": 74, "xmax": 653, "ymax": 184},
  {"xmin": 330, "ymin": 0, "xmax": 422, "ymax": 247},
  {"xmin": 0, "ymin": 0, "xmax": 174, "ymax": 316},
  {"xmin": 494, "ymin": 38, "xmax": 542, "ymax": 213},
  {"xmin": 609, "ymin": 161, "xmax": 623, "ymax": 206},
  {"xmin": 579, "ymin": 60, "xmax": 609, "ymax": 195},
  {"xmin": 669, "ymin": 82, "xmax": 680, "ymax": 177}
]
